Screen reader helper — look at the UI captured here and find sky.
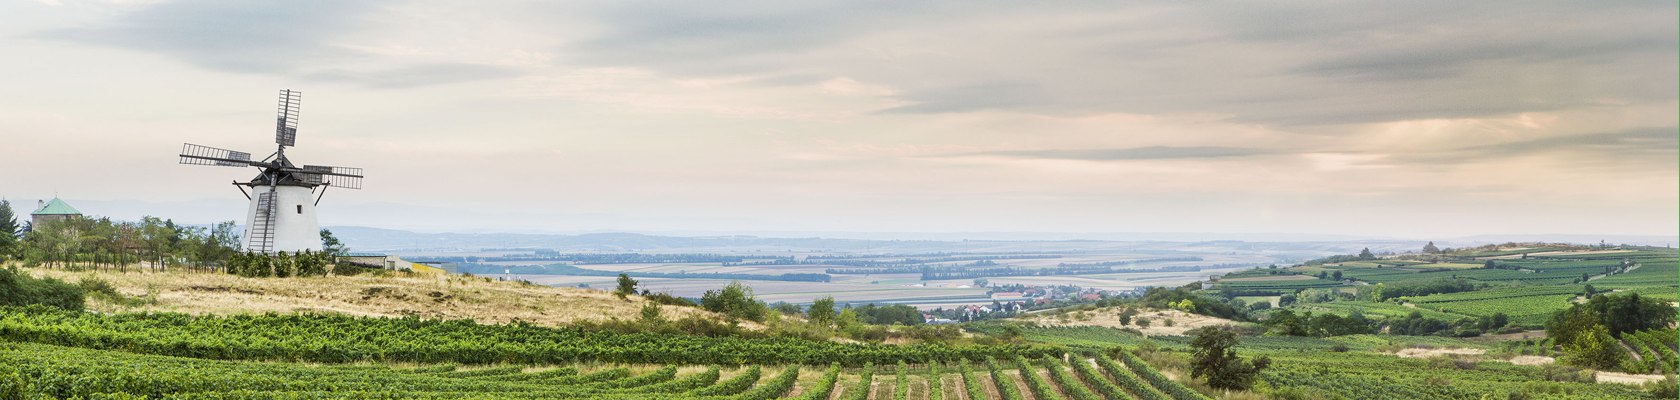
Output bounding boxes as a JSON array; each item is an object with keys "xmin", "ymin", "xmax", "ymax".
[{"xmin": 1, "ymin": 1, "xmax": 1675, "ymax": 240}]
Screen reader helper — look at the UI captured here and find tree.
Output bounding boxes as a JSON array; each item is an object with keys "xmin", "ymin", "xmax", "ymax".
[
  {"xmin": 639, "ymin": 302, "xmax": 663, "ymax": 324},
  {"xmin": 1423, "ymin": 241, "xmax": 1440, "ymax": 254},
  {"xmin": 1118, "ymin": 308, "xmax": 1138, "ymax": 326},
  {"xmin": 319, "ymin": 229, "xmax": 347, "ymax": 257},
  {"xmin": 1357, "ymin": 248, "xmax": 1375, "ymax": 260},
  {"xmin": 614, "ymin": 273, "xmax": 638, "ymax": 300},
  {"xmin": 0, "ymin": 200, "xmax": 19, "ymax": 259},
  {"xmin": 701, "ymin": 281, "xmax": 767, "ymax": 323},
  {"xmin": 1561, "ymin": 324, "xmax": 1626, "ymax": 370},
  {"xmin": 1135, "ymin": 317, "xmax": 1151, "ymax": 328},
  {"xmin": 1483, "ymin": 260, "xmax": 1497, "ymax": 269},
  {"xmin": 808, "ymin": 296, "xmax": 836, "ymax": 325},
  {"xmin": 1189, "ymin": 327, "xmax": 1271, "ymax": 390},
  {"xmin": 1331, "ymin": 270, "xmax": 1343, "ymax": 281}
]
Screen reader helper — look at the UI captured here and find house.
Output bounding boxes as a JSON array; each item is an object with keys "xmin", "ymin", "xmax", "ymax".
[
  {"xmin": 338, "ymin": 252, "xmax": 440, "ymax": 274},
  {"xmin": 990, "ymin": 292, "xmax": 1027, "ymax": 301},
  {"xmin": 30, "ymin": 197, "xmax": 81, "ymax": 227},
  {"xmin": 1080, "ymin": 293, "xmax": 1102, "ymax": 301}
]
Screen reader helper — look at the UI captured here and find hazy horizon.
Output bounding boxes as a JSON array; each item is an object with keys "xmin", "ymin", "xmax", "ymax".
[{"xmin": 4, "ymin": 1, "xmax": 1674, "ymax": 238}]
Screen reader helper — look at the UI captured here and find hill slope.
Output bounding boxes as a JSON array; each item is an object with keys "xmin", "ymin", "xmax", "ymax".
[{"xmin": 25, "ymin": 266, "xmax": 734, "ymax": 328}]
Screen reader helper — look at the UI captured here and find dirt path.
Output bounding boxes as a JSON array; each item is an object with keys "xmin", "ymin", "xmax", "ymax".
[
  {"xmin": 1394, "ymin": 348, "xmax": 1486, "ymax": 358},
  {"xmin": 978, "ymin": 374, "xmax": 1001, "ymax": 400},
  {"xmin": 1023, "ymin": 307, "xmax": 1239, "ymax": 336},
  {"xmin": 1597, "ymin": 371, "xmax": 1668, "ymax": 385},
  {"xmin": 1508, "ymin": 356, "xmax": 1554, "ymax": 366}
]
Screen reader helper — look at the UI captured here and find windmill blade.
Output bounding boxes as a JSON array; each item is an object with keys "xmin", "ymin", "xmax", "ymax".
[
  {"xmin": 301, "ymin": 165, "xmax": 363, "ymax": 189},
  {"xmin": 179, "ymin": 143, "xmax": 255, "ymax": 167},
  {"xmin": 275, "ymin": 89, "xmax": 301, "ymax": 147}
]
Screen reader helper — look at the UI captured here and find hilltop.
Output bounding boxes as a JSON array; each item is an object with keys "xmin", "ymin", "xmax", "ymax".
[{"xmin": 22, "ymin": 266, "xmax": 742, "ymax": 329}]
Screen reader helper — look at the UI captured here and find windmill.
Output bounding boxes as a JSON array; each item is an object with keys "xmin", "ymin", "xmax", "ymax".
[{"xmin": 178, "ymin": 89, "xmax": 364, "ymax": 254}]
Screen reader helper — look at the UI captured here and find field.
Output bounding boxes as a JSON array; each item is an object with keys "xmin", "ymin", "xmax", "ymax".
[
  {"xmin": 1, "ymin": 327, "xmax": 1213, "ymax": 400},
  {"xmin": 1399, "ymin": 286, "xmax": 1582, "ymax": 327},
  {"xmin": 26, "ymin": 267, "xmax": 732, "ymax": 328},
  {"xmin": 1291, "ymin": 300, "xmax": 1468, "ymax": 320}
]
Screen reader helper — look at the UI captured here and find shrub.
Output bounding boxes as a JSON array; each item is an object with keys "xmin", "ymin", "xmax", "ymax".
[{"xmin": 0, "ymin": 267, "xmax": 82, "ymax": 311}]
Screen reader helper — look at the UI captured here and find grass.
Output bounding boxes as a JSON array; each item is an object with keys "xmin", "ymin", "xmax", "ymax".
[{"xmin": 25, "ymin": 265, "xmax": 740, "ymax": 329}]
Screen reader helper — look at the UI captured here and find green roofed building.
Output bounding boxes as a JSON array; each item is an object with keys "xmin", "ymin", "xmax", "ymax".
[{"xmin": 30, "ymin": 197, "xmax": 82, "ymax": 227}]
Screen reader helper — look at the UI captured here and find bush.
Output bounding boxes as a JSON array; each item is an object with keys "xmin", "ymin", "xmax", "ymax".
[
  {"xmin": 701, "ymin": 281, "xmax": 768, "ymax": 323},
  {"xmin": 0, "ymin": 267, "xmax": 83, "ymax": 311}
]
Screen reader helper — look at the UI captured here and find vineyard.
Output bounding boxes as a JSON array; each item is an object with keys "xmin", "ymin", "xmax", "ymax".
[
  {"xmin": 1398, "ymin": 286, "xmax": 1582, "ymax": 326},
  {"xmin": 0, "ymin": 339, "xmax": 1237, "ymax": 400},
  {"xmin": 1255, "ymin": 350, "xmax": 1651, "ymax": 399},
  {"xmin": 0, "ymin": 305, "xmax": 1059, "ymax": 367}
]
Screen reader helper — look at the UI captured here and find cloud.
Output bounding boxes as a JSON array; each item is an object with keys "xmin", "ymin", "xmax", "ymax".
[
  {"xmin": 945, "ymin": 146, "xmax": 1271, "ymax": 161},
  {"xmin": 304, "ymin": 63, "xmax": 519, "ymax": 89},
  {"xmin": 545, "ymin": 1, "xmax": 1675, "ymax": 127},
  {"xmin": 39, "ymin": 0, "xmax": 517, "ymax": 87}
]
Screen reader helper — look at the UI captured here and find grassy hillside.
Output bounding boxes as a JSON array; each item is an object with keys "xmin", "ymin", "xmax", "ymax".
[{"xmin": 22, "ymin": 266, "xmax": 735, "ymax": 328}]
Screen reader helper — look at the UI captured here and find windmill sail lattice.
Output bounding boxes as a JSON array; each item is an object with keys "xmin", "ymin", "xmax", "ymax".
[
  {"xmin": 177, "ymin": 89, "xmax": 364, "ymax": 255},
  {"xmin": 276, "ymin": 90, "xmax": 301, "ymax": 147}
]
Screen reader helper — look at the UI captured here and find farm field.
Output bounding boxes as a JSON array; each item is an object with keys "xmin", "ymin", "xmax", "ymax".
[
  {"xmin": 1, "ymin": 327, "xmax": 1217, "ymax": 400},
  {"xmin": 1398, "ymin": 286, "xmax": 1584, "ymax": 327}
]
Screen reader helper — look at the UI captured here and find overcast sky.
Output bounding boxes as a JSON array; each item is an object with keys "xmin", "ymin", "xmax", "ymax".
[{"xmin": 1, "ymin": 1, "xmax": 1675, "ymax": 239}]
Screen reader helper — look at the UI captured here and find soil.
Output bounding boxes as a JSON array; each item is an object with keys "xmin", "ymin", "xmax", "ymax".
[{"xmin": 1024, "ymin": 307, "xmax": 1241, "ymax": 336}]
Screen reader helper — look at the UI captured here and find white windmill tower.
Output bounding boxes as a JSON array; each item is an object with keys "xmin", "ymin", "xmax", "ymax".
[{"xmin": 178, "ymin": 90, "xmax": 364, "ymax": 254}]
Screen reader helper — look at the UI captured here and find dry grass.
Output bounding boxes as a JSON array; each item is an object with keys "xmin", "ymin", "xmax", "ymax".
[
  {"xmin": 24, "ymin": 266, "xmax": 753, "ymax": 329},
  {"xmin": 1023, "ymin": 307, "xmax": 1240, "ymax": 336}
]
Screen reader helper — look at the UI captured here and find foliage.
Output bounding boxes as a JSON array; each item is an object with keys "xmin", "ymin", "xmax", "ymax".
[
  {"xmin": 1547, "ymin": 292, "xmax": 1677, "ymax": 350},
  {"xmin": 0, "ymin": 267, "xmax": 82, "ymax": 311},
  {"xmin": 318, "ymin": 228, "xmax": 347, "ymax": 257},
  {"xmin": 701, "ymin": 281, "xmax": 768, "ymax": 323},
  {"xmin": 842, "ymin": 362, "xmax": 874, "ymax": 400},
  {"xmin": 18, "ymin": 215, "xmax": 242, "ymax": 272},
  {"xmin": 927, "ymin": 361, "xmax": 944, "ymax": 400},
  {"xmin": 894, "ymin": 360, "xmax": 910, "ymax": 400},
  {"xmin": 1188, "ymin": 328, "xmax": 1270, "ymax": 390},
  {"xmin": 1067, "ymin": 353, "xmax": 1137, "ymax": 400},
  {"xmin": 1368, "ymin": 278, "xmax": 1476, "ymax": 301},
  {"xmin": 0, "ymin": 340, "xmax": 837, "ymax": 399},
  {"xmin": 614, "ymin": 273, "xmax": 637, "ymax": 300},
  {"xmin": 849, "ymin": 303, "xmax": 925, "ymax": 326},
  {"xmin": 0, "ymin": 200, "xmax": 19, "ymax": 260},
  {"xmin": 984, "ymin": 357, "xmax": 1024, "ymax": 400},
  {"xmin": 805, "ymin": 296, "xmax": 837, "ymax": 326},
  {"xmin": 0, "ymin": 305, "xmax": 1060, "ymax": 366},
  {"xmin": 1039, "ymin": 356, "xmax": 1100, "ymax": 400},
  {"xmin": 1011, "ymin": 355, "xmax": 1063, "ymax": 400},
  {"xmin": 734, "ymin": 365, "xmax": 800, "ymax": 400},
  {"xmin": 1262, "ymin": 309, "xmax": 1372, "ymax": 337},
  {"xmin": 690, "ymin": 366, "xmax": 759, "ymax": 396},
  {"xmin": 793, "ymin": 363, "xmax": 843, "ymax": 400},
  {"xmin": 1141, "ymin": 287, "xmax": 1244, "ymax": 320},
  {"xmin": 1094, "ymin": 352, "xmax": 1173, "ymax": 400},
  {"xmin": 958, "ymin": 360, "xmax": 987, "ymax": 400}
]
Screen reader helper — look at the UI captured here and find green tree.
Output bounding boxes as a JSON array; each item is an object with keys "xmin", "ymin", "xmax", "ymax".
[
  {"xmin": 1561, "ymin": 324, "xmax": 1626, "ymax": 370},
  {"xmin": 639, "ymin": 302, "xmax": 663, "ymax": 324},
  {"xmin": 701, "ymin": 281, "xmax": 767, "ymax": 322},
  {"xmin": 1357, "ymin": 248, "xmax": 1375, "ymax": 260},
  {"xmin": 1189, "ymin": 327, "xmax": 1271, "ymax": 390},
  {"xmin": 319, "ymin": 229, "xmax": 347, "ymax": 257},
  {"xmin": 0, "ymin": 200, "xmax": 19, "ymax": 259},
  {"xmin": 1422, "ymin": 241, "xmax": 1440, "ymax": 254},
  {"xmin": 1331, "ymin": 270, "xmax": 1343, "ymax": 281},
  {"xmin": 1117, "ymin": 308, "xmax": 1138, "ymax": 326},
  {"xmin": 808, "ymin": 296, "xmax": 836, "ymax": 325},
  {"xmin": 614, "ymin": 273, "xmax": 638, "ymax": 300}
]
